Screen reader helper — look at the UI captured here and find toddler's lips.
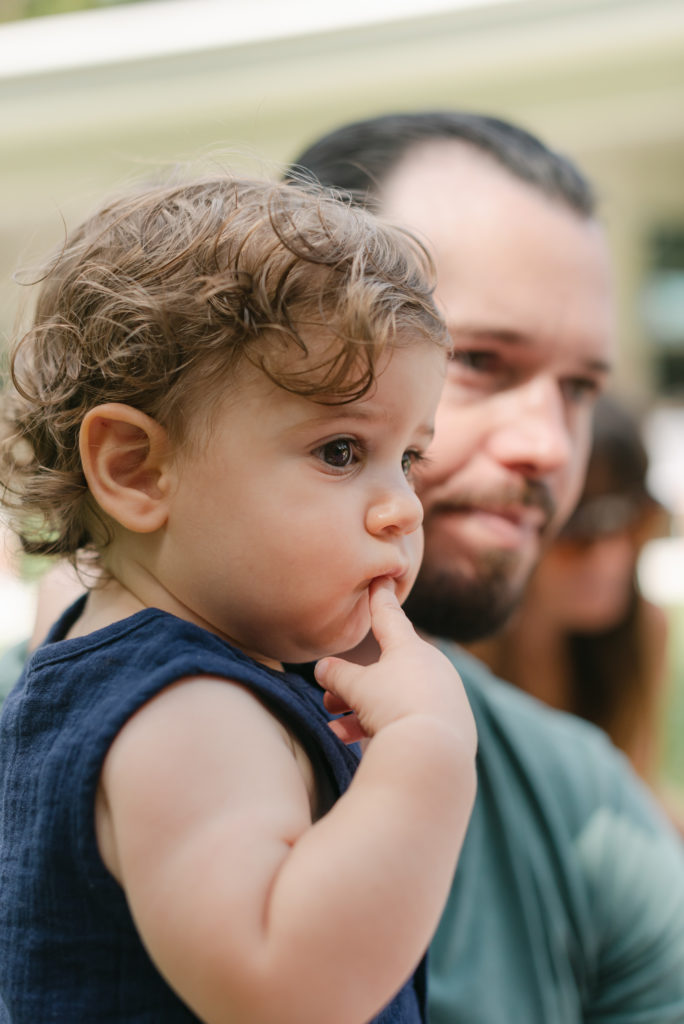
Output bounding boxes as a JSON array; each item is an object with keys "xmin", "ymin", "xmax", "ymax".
[
  {"xmin": 373, "ymin": 564, "xmax": 409, "ymax": 584},
  {"xmin": 366, "ymin": 566, "xmax": 411, "ymax": 600}
]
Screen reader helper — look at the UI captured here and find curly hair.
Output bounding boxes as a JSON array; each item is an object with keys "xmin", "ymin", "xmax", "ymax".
[{"xmin": 0, "ymin": 175, "xmax": 447, "ymax": 563}]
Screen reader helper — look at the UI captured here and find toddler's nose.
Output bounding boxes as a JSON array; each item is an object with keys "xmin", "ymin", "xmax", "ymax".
[{"xmin": 365, "ymin": 485, "xmax": 423, "ymax": 536}]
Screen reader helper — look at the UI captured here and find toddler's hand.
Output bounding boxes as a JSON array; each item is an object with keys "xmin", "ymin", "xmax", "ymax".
[{"xmin": 315, "ymin": 578, "xmax": 475, "ymax": 750}]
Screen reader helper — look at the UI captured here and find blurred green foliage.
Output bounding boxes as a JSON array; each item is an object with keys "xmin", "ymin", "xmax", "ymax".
[{"xmin": 0, "ymin": 0, "xmax": 140, "ymax": 22}]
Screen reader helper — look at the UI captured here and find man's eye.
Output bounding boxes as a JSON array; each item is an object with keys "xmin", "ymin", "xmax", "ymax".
[
  {"xmin": 449, "ymin": 349, "xmax": 498, "ymax": 373},
  {"xmin": 316, "ymin": 439, "xmax": 357, "ymax": 468},
  {"xmin": 564, "ymin": 377, "xmax": 600, "ymax": 404}
]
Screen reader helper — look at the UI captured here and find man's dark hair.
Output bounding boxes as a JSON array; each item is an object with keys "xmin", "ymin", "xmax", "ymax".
[{"xmin": 287, "ymin": 111, "xmax": 596, "ymax": 218}]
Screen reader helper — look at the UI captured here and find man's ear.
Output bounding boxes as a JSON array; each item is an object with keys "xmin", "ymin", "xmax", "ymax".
[{"xmin": 79, "ymin": 403, "xmax": 174, "ymax": 534}]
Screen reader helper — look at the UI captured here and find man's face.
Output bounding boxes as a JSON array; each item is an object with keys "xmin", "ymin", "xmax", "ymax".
[{"xmin": 380, "ymin": 141, "xmax": 616, "ymax": 640}]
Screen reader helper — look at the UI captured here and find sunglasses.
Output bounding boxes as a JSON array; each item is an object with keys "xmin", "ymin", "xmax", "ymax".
[{"xmin": 558, "ymin": 493, "xmax": 651, "ymax": 547}]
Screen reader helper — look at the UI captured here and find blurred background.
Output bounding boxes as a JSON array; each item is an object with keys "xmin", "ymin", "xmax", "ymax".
[{"xmin": 2, "ymin": 0, "xmax": 684, "ymax": 791}]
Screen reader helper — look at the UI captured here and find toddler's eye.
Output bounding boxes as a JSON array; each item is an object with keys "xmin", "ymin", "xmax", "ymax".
[
  {"xmin": 318, "ymin": 439, "xmax": 356, "ymax": 468},
  {"xmin": 401, "ymin": 450, "xmax": 423, "ymax": 477}
]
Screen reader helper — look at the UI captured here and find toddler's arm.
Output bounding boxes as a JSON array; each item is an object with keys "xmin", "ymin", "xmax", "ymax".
[{"xmin": 98, "ymin": 581, "xmax": 476, "ymax": 1024}]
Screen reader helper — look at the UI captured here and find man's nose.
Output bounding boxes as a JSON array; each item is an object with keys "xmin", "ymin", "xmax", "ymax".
[
  {"xmin": 365, "ymin": 479, "xmax": 424, "ymax": 536},
  {"xmin": 488, "ymin": 377, "xmax": 573, "ymax": 476}
]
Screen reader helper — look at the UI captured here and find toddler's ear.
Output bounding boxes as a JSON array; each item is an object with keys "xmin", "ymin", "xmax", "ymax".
[{"xmin": 80, "ymin": 404, "xmax": 173, "ymax": 533}]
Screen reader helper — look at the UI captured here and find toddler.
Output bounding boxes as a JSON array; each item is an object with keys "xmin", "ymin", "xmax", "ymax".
[{"xmin": 0, "ymin": 176, "xmax": 476, "ymax": 1023}]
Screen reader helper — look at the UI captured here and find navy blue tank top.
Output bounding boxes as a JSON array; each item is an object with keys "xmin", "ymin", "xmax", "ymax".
[{"xmin": 0, "ymin": 598, "xmax": 425, "ymax": 1022}]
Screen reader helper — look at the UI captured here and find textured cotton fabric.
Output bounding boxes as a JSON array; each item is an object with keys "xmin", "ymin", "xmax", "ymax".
[
  {"xmin": 0, "ymin": 598, "xmax": 425, "ymax": 1023},
  {"xmin": 428, "ymin": 643, "xmax": 684, "ymax": 1024}
]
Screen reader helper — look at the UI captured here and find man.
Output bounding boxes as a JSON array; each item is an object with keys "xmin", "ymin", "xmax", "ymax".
[{"xmin": 288, "ymin": 112, "xmax": 684, "ymax": 1022}]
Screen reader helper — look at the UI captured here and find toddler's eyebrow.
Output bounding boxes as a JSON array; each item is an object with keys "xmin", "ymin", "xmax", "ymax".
[{"xmin": 303, "ymin": 404, "xmax": 435, "ymax": 442}]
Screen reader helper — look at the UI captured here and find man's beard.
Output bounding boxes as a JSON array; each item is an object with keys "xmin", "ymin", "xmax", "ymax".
[
  {"xmin": 402, "ymin": 552, "xmax": 528, "ymax": 643},
  {"xmin": 405, "ymin": 477, "xmax": 557, "ymax": 642}
]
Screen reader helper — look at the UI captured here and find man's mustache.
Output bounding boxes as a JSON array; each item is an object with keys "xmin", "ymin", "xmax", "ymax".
[{"xmin": 427, "ymin": 479, "xmax": 557, "ymax": 531}]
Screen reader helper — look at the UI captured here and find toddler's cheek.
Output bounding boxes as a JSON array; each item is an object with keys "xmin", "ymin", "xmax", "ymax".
[{"xmin": 401, "ymin": 526, "xmax": 425, "ymax": 601}]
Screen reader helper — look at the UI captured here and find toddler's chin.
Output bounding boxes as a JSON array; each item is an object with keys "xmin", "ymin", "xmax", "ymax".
[{"xmin": 334, "ymin": 629, "xmax": 380, "ymax": 667}]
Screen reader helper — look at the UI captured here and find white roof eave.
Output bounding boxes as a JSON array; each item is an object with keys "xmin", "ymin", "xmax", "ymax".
[{"xmin": 0, "ymin": 0, "xmax": 520, "ymax": 79}]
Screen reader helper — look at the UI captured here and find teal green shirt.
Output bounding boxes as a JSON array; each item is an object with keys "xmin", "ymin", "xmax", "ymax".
[
  {"xmin": 2, "ymin": 635, "xmax": 683, "ymax": 1018},
  {"xmin": 429, "ymin": 644, "xmax": 684, "ymax": 1023},
  {"xmin": 0, "ymin": 641, "xmax": 27, "ymax": 707}
]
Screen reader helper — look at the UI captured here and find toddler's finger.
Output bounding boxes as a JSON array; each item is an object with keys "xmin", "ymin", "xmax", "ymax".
[
  {"xmin": 327, "ymin": 713, "xmax": 367, "ymax": 744},
  {"xmin": 369, "ymin": 577, "xmax": 417, "ymax": 651},
  {"xmin": 314, "ymin": 656, "xmax": 360, "ymax": 700},
  {"xmin": 323, "ymin": 691, "xmax": 351, "ymax": 715}
]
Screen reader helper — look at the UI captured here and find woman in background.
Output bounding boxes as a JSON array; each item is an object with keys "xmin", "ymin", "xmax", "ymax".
[{"xmin": 467, "ymin": 395, "xmax": 675, "ymax": 798}]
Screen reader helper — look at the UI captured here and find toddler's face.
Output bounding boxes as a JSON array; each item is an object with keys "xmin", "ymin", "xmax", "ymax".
[{"xmin": 158, "ymin": 338, "xmax": 446, "ymax": 667}]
